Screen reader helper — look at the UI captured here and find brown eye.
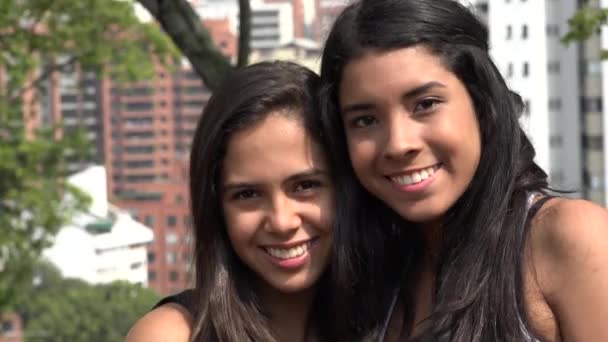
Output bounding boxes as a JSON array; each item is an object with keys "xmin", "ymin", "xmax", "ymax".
[
  {"xmin": 414, "ymin": 98, "xmax": 441, "ymax": 114},
  {"xmin": 351, "ymin": 115, "xmax": 378, "ymax": 128},
  {"xmin": 232, "ymin": 189, "xmax": 260, "ymax": 200},
  {"xmin": 294, "ymin": 180, "xmax": 322, "ymax": 192}
]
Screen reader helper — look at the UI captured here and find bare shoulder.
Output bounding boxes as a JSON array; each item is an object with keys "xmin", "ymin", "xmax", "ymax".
[
  {"xmin": 527, "ymin": 197, "xmax": 608, "ymax": 340},
  {"xmin": 125, "ymin": 303, "xmax": 193, "ymax": 342},
  {"xmin": 529, "ymin": 197, "xmax": 608, "ymax": 266}
]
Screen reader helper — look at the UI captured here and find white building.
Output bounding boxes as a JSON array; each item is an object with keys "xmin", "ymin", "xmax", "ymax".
[
  {"xmin": 44, "ymin": 166, "xmax": 154, "ymax": 286},
  {"xmin": 250, "ymin": 38, "xmax": 322, "ymax": 71},
  {"xmin": 463, "ymin": 0, "xmax": 608, "ymax": 205},
  {"xmin": 193, "ymin": 0, "xmax": 295, "ymax": 49},
  {"xmin": 486, "ymin": 0, "xmax": 581, "ymax": 192}
]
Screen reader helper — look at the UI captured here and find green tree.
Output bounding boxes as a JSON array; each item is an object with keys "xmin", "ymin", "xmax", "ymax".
[
  {"xmin": 563, "ymin": 5, "xmax": 608, "ymax": 57},
  {"xmin": 0, "ymin": 0, "xmax": 175, "ymax": 311},
  {"xmin": 15, "ymin": 262, "xmax": 160, "ymax": 341},
  {"xmin": 1, "ymin": 0, "xmax": 251, "ymax": 313}
]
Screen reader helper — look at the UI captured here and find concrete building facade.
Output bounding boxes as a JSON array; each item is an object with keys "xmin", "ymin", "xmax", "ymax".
[
  {"xmin": 100, "ymin": 18, "xmax": 235, "ymax": 294},
  {"xmin": 466, "ymin": 0, "xmax": 607, "ymax": 205},
  {"xmin": 44, "ymin": 166, "xmax": 154, "ymax": 286}
]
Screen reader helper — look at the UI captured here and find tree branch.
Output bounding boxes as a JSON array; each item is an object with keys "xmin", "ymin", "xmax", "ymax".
[
  {"xmin": 9, "ymin": 55, "xmax": 79, "ymax": 105},
  {"xmin": 136, "ymin": 0, "xmax": 234, "ymax": 90},
  {"xmin": 237, "ymin": 0, "xmax": 251, "ymax": 67}
]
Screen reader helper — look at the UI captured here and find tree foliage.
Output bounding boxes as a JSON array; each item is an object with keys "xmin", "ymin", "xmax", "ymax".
[
  {"xmin": 14, "ymin": 261, "xmax": 160, "ymax": 341},
  {"xmin": 563, "ymin": 5, "xmax": 608, "ymax": 58},
  {"xmin": 0, "ymin": 0, "xmax": 175, "ymax": 311}
]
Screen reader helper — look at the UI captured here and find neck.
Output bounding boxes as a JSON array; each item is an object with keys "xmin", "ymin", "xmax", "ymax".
[
  {"xmin": 257, "ymin": 281, "xmax": 318, "ymax": 342},
  {"xmin": 418, "ymin": 220, "xmax": 443, "ymax": 263}
]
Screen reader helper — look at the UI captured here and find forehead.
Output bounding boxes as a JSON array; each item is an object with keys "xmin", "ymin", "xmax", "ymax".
[
  {"xmin": 222, "ymin": 113, "xmax": 325, "ymax": 182},
  {"xmin": 339, "ymin": 47, "xmax": 454, "ymax": 99}
]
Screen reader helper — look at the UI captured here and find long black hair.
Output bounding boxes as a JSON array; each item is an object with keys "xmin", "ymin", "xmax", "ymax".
[
  {"xmin": 319, "ymin": 0, "xmax": 549, "ymax": 340},
  {"xmin": 188, "ymin": 61, "xmax": 334, "ymax": 341}
]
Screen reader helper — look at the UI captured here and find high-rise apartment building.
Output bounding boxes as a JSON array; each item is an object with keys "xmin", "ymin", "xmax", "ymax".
[
  {"xmin": 102, "ymin": 18, "xmax": 236, "ymax": 294},
  {"xmin": 35, "ymin": 60, "xmax": 105, "ymax": 173},
  {"xmin": 467, "ymin": 0, "xmax": 607, "ymax": 206},
  {"xmin": 194, "ymin": 0, "xmax": 299, "ymax": 49},
  {"xmin": 264, "ymin": 0, "xmax": 306, "ymax": 39}
]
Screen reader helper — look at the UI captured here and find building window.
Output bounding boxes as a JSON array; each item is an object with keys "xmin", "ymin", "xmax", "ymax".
[
  {"xmin": 522, "ymin": 62, "xmax": 530, "ymax": 77},
  {"xmin": 184, "ymin": 215, "xmax": 192, "ymax": 228},
  {"xmin": 144, "ymin": 215, "xmax": 155, "ymax": 227},
  {"xmin": 546, "ymin": 24, "xmax": 560, "ymax": 36},
  {"xmin": 522, "ymin": 24, "xmax": 528, "ymax": 39},
  {"xmin": 130, "ymin": 262, "xmax": 143, "ymax": 270},
  {"xmin": 166, "ymin": 233, "xmax": 178, "ymax": 245},
  {"xmin": 507, "ymin": 63, "xmax": 514, "ymax": 77},
  {"xmin": 148, "ymin": 271, "xmax": 156, "ymax": 281},
  {"xmin": 506, "ymin": 25, "xmax": 512, "ymax": 39},
  {"xmin": 167, "ymin": 215, "xmax": 177, "ymax": 227},
  {"xmin": 148, "ymin": 252, "xmax": 156, "ymax": 263},
  {"xmin": 548, "ymin": 98, "xmax": 562, "ymax": 111},
  {"xmin": 167, "ymin": 252, "xmax": 177, "ymax": 264},
  {"xmin": 170, "ymin": 271, "xmax": 179, "ymax": 282},
  {"xmin": 548, "ymin": 61, "xmax": 560, "ymax": 74},
  {"xmin": 582, "ymin": 97, "xmax": 603, "ymax": 112},
  {"xmin": 550, "ymin": 135, "xmax": 563, "ymax": 148},
  {"xmin": 125, "ymin": 102, "xmax": 153, "ymax": 111},
  {"xmin": 583, "ymin": 135, "xmax": 604, "ymax": 149}
]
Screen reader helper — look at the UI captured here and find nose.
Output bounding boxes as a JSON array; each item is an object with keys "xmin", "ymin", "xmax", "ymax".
[
  {"xmin": 382, "ymin": 112, "xmax": 421, "ymax": 161},
  {"xmin": 264, "ymin": 194, "xmax": 301, "ymax": 234}
]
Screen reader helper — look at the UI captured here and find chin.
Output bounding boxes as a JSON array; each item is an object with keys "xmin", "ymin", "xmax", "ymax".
[
  {"xmin": 267, "ymin": 276, "xmax": 317, "ymax": 294},
  {"xmin": 395, "ymin": 206, "xmax": 444, "ymax": 225}
]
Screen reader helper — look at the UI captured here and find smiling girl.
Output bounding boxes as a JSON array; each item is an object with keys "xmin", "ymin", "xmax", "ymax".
[
  {"xmin": 320, "ymin": 0, "xmax": 608, "ymax": 341},
  {"xmin": 126, "ymin": 61, "xmax": 338, "ymax": 342}
]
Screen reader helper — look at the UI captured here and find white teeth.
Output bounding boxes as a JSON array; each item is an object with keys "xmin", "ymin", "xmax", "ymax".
[
  {"xmin": 412, "ymin": 173, "xmax": 422, "ymax": 183},
  {"xmin": 266, "ymin": 242, "xmax": 309, "ymax": 260},
  {"xmin": 391, "ymin": 165, "xmax": 439, "ymax": 186}
]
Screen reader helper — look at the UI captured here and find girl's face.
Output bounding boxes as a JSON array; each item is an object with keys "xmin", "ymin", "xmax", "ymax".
[
  {"xmin": 221, "ymin": 113, "xmax": 334, "ymax": 294},
  {"xmin": 338, "ymin": 46, "xmax": 481, "ymax": 224}
]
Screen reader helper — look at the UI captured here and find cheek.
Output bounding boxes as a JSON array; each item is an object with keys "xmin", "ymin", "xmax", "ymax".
[
  {"xmin": 223, "ymin": 207, "xmax": 258, "ymax": 245},
  {"xmin": 346, "ymin": 136, "xmax": 377, "ymax": 173},
  {"xmin": 317, "ymin": 194, "xmax": 335, "ymax": 232}
]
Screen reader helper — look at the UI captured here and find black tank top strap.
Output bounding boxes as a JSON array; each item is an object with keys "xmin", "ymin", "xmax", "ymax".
[
  {"xmin": 153, "ymin": 289, "xmax": 196, "ymax": 316},
  {"xmin": 526, "ymin": 192, "xmax": 555, "ymax": 223}
]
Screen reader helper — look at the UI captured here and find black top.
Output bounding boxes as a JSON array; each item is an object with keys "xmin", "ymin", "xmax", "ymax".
[{"xmin": 153, "ymin": 289, "xmax": 196, "ymax": 316}]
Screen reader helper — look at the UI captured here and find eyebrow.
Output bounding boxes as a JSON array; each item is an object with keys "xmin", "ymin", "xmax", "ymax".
[
  {"xmin": 222, "ymin": 168, "xmax": 328, "ymax": 192},
  {"xmin": 341, "ymin": 81, "xmax": 447, "ymax": 115}
]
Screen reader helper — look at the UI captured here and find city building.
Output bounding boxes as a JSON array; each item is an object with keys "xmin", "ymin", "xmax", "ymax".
[
  {"xmin": 101, "ymin": 18, "xmax": 236, "ymax": 294},
  {"xmin": 467, "ymin": 0, "xmax": 607, "ymax": 205},
  {"xmin": 264, "ymin": 0, "xmax": 306, "ymax": 39},
  {"xmin": 37, "ymin": 60, "xmax": 105, "ymax": 173},
  {"xmin": 582, "ymin": 0, "xmax": 607, "ymax": 205},
  {"xmin": 250, "ymin": 38, "xmax": 322, "ymax": 72},
  {"xmin": 44, "ymin": 166, "xmax": 154, "ymax": 286},
  {"xmin": 194, "ymin": 0, "xmax": 298, "ymax": 49}
]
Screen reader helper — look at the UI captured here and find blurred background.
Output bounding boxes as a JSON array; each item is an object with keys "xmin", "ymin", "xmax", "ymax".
[{"xmin": 0, "ymin": 0, "xmax": 605, "ymax": 340}]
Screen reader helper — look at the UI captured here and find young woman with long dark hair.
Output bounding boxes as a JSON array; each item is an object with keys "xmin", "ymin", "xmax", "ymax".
[
  {"xmin": 319, "ymin": 1, "xmax": 608, "ymax": 341},
  {"xmin": 127, "ymin": 61, "xmax": 342, "ymax": 342}
]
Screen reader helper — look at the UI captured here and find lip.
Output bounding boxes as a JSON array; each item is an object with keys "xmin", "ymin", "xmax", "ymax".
[
  {"xmin": 261, "ymin": 238, "xmax": 319, "ymax": 270},
  {"xmin": 260, "ymin": 237, "xmax": 317, "ymax": 249},
  {"xmin": 385, "ymin": 164, "xmax": 442, "ymax": 193},
  {"xmin": 384, "ymin": 163, "xmax": 441, "ymax": 178}
]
